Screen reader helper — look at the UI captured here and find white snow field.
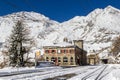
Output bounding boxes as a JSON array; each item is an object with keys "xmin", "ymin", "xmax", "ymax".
[{"xmin": 0, "ymin": 64, "xmax": 120, "ymax": 80}]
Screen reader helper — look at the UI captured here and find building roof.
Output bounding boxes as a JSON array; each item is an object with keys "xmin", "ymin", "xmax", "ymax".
[
  {"xmin": 43, "ymin": 42, "xmax": 75, "ymax": 48},
  {"xmin": 87, "ymin": 52, "xmax": 96, "ymax": 56}
]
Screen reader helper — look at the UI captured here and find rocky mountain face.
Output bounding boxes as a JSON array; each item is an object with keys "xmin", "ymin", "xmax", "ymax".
[
  {"xmin": 59, "ymin": 6, "xmax": 120, "ymax": 58},
  {"xmin": 0, "ymin": 6, "xmax": 120, "ymax": 59}
]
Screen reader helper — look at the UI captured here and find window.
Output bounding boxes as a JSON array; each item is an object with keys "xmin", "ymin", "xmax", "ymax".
[
  {"xmin": 45, "ymin": 50, "xmax": 49, "ymax": 53},
  {"xmin": 70, "ymin": 49, "xmax": 74, "ymax": 53},
  {"xmin": 66, "ymin": 50, "xmax": 68, "ymax": 53},
  {"xmin": 51, "ymin": 50, "xmax": 56, "ymax": 53},
  {"xmin": 63, "ymin": 50, "xmax": 66, "ymax": 53},
  {"xmin": 58, "ymin": 57, "xmax": 61, "ymax": 62},
  {"xmin": 51, "ymin": 57, "xmax": 56, "ymax": 62},
  {"xmin": 61, "ymin": 49, "xmax": 67, "ymax": 53},
  {"xmin": 46, "ymin": 57, "xmax": 49, "ymax": 61},
  {"xmin": 57, "ymin": 49, "xmax": 61, "ymax": 53},
  {"xmin": 70, "ymin": 57, "xmax": 73, "ymax": 62},
  {"xmin": 61, "ymin": 50, "xmax": 64, "ymax": 53},
  {"xmin": 63, "ymin": 57, "xmax": 68, "ymax": 62}
]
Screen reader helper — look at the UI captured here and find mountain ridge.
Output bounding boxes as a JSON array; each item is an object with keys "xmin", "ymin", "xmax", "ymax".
[{"xmin": 0, "ymin": 5, "xmax": 120, "ymax": 60}]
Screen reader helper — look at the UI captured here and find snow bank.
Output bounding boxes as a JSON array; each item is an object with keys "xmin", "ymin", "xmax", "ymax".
[{"xmin": 101, "ymin": 64, "xmax": 120, "ymax": 80}]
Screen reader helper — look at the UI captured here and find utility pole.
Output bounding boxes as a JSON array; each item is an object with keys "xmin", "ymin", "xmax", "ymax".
[{"xmin": 35, "ymin": 52, "xmax": 36, "ymax": 68}]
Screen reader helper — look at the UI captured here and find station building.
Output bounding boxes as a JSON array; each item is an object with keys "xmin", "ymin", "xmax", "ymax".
[{"xmin": 43, "ymin": 40, "xmax": 87, "ymax": 66}]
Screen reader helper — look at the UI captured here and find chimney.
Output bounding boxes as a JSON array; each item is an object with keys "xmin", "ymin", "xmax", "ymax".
[
  {"xmin": 63, "ymin": 37, "xmax": 68, "ymax": 42},
  {"xmin": 74, "ymin": 40, "xmax": 83, "ymax": 49}
]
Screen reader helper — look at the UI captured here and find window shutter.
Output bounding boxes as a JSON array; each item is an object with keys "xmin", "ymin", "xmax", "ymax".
[{"xmin": 66, "ymin": 50, "xmax": 68, "ymax": 53}]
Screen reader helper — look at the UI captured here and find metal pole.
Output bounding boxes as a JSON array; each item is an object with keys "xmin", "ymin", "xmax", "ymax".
[{"xmin": 35, "ymin": 52, "xmax": 36, "ymax": 68}]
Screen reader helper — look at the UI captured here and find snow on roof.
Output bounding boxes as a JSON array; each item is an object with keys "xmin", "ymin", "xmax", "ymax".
[
  {"xmin": 87, "ymin": 52, "xmax": 96, "ymax": 56},
  {"xmin": 43, "ymin": 42, "xmax": 74, "ymax": 48}
]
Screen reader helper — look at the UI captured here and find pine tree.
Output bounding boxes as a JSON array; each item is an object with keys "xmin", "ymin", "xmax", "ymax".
[{"xmin": 8, "ymin": 20, "xmax": 34, "ymax": 67}]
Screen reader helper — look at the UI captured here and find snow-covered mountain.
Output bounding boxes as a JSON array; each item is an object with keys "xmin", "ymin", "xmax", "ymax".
[
  {"xmin": 0, "ymin": 5, "xmax": 120, "ymax": 59},
  {"xmin": 0, "ymin": 11, "xmax": 59, "ymax": 42},
  {"xmin": 59, "ymin": 6, "xmax": 120, "ymax": 58}
]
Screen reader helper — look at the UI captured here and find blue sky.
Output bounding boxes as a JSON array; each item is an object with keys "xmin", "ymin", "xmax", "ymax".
[{"xmin": 0, "ymin": 0, "xmax": 120, "ymax": 22}]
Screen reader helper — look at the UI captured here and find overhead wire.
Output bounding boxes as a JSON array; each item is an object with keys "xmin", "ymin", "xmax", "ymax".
[
  {"xmin": 1, "ymin": 0, "xmax": 73, "ymax": 38},
  {"xmin": 1, "ymin": 0, "xmax": 21, "ymax": 10},
  {"xmin": 1, "ymin": 0, "xmax": 41, "ymax": 21}
]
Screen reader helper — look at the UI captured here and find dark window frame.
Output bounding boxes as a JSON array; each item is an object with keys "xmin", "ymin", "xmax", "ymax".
[
  {"xmin": 51, "ymin": 57, "xmax": 56, "ymax": 62},
  {"xmin": 70, "ymin": 57, "xmax": 73, "ymax": 62},
  {"xmin": 51, "ymin": 50, "xmax": 56, "ymax": 53},
  {"xmin": 58, "ymin": 57, "xmax": 61, "ymax": 62},
  {"xmin": 63, "ymin": 57, "xmax": 68, "ymax": 62},
  {"xmin": 45, "ymin": 50, "xmax": 49, "ymax": 53},
  {"xmin": 46, "ymin": 57, "xmax": 49, "ymax": 61}
]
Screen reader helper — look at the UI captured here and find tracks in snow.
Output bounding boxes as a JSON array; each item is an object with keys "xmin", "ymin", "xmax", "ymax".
[
  {"xmin": 0, "ymin": 65, "xmax": 110, "ymax": 80},
  {"xmin": 5, "ymin": 66, "xmax": 95, "ymax": 80},
  {"xmin": 81, "ymin": 65, "xmax": 108, "ymax": 80}
]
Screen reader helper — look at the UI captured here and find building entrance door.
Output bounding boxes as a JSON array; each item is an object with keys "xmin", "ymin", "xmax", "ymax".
[{"xmin": 89, "ymin": 58, "xmax": 95, "ymax": 65}]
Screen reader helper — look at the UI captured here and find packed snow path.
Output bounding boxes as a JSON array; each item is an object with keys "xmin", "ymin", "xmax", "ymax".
[
  {"xmin": 0, "ymin": 64, "xmax": 120, "ymax": 80},
  {"xmin": 0, "ymin": 66, "xmax": 97, "ymax": 80},
  {"xmin": 81, "ymin": 65, "xmax": 108, "ymax": 80}
]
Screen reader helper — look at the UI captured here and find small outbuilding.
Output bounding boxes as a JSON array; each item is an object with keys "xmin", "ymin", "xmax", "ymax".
[{"xmin": 87, "ymin": 52, "xmax": 99, "ymax": 65}]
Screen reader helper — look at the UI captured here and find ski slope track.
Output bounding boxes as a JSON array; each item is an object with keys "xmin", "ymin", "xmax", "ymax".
[{"xmin": 1, "ymin": 64, "xmax": 120, "ymax": 80}]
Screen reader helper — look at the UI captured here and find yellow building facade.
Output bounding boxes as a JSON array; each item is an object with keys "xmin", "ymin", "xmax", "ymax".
[{"xmin": 43, "ymin": 40, "xmax": 87, "ymax": 66}]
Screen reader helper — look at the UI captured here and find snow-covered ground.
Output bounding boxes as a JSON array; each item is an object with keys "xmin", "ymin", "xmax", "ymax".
[{"xmin": 0, "ymin": 64, "xmax": 120, "ymax": 80}]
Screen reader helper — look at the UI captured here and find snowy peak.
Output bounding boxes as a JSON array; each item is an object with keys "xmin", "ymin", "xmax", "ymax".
[
  {"xmin": 68, "ymin": 5, "xmax": 120, "ymax": 23},
  {"xmin": 60, "ymin": 5, "xmax": 120, "ymax": 34},
  {"xmin": 0, "ymin": 5, "xmax": 120, "ymax": 59},
  {"xmin": 0, "ymin": 11, "xmax": 60, "ymax": 42},
  {"xmin": 87, "ymin": 8, "xmax": 103, "ymax": 19},
  {"xmin": 4, "ymin": 11, "xmax": 58, "ymax": 23},
  {"xmin": 104, "ymin": 5, "xmax": 120, "ymax": 13},
  {"xmin": 58, "ymin": 6, "xmax": 120, "ymax": 56},
  {"xmin": 4, "ymin": 11, "xmax": 49, "ymax": 21}
]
